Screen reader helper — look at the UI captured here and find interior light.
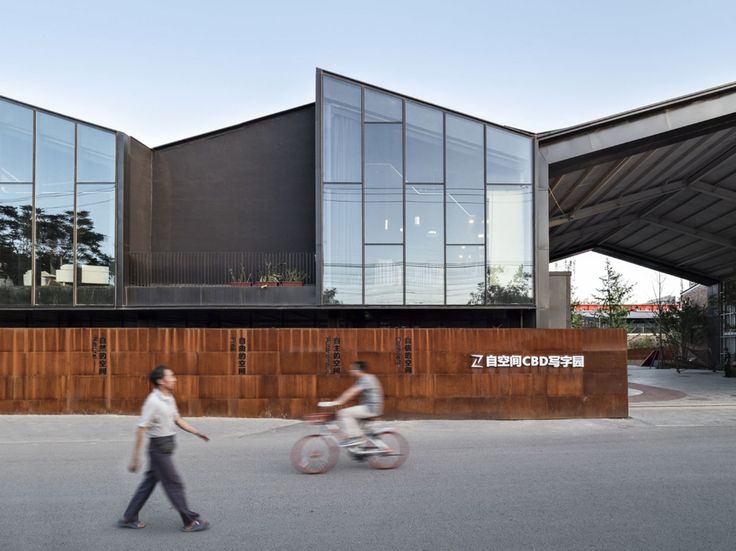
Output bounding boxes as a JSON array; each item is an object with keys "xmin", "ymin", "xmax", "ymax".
[
  {"xmin": 384, "ymin": 219, "xmax": 389, "ymax": 230},
  {"xmin": 458, "ymin": 255, "xmax": 464, "ymax": 259},
  {"xmin": 427, "ymin": 230, "xmax": 437, "ymax": 235},
  {"xmin": 468, "ymin": 218, "xmax": 475, "ymax": 224},
  {"xmin": 477, "ymin": 233, "xmax": 484, "ymax": 239},
  {"xmin": 414, "ymin": 216, "xmax": 421, "ymax": 225}
]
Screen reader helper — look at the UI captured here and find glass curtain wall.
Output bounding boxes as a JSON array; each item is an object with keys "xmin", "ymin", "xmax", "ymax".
[
  {"xmin": 0, "ymin": 97, "xmax": 117, "ymax": 307},
  {"xmin": 0, "ymin": 100, "xmax": 33, "ymax": 305},
  {"xmin": 320, "ymin": 72, "xmax": 534, "ymax": 306},
  {"xmin": 486, "ymin": 126, "xmax": 534, "ymax": 304}
]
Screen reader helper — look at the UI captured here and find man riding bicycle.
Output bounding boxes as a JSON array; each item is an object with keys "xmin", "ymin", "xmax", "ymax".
[{"xmin": 320, "ymin": 361, "xmax": 383, "ymax": 447}]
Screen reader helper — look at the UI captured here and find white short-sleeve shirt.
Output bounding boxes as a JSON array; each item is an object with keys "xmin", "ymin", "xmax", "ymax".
[{"xmin": 137, "ymin": 389, "xmax": 179, "ymax": 438}]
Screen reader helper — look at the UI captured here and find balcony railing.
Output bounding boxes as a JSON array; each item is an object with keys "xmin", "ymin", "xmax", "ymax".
[{"xmin": 127, "ymin": 252, "xmax": 315, "ymax": 287}]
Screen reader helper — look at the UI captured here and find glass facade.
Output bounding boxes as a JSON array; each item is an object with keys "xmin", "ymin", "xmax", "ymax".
[
  {"xmin": 322, "ymin": 184, "xmax": 362, "ymax": 304},
  {"xmin": 318, "ymin": 72, "xmax": 535, "ymax": 306},
  {"xmin": 0, "ymin": 98, "xmax": 117, "ymax": 307}
]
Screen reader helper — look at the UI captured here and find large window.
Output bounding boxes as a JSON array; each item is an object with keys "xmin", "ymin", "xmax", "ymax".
[
  {"xmin": 0, "ymin": 99, "xmax": 118, "ymax": 307},
  {"xmin": 323, "ymin": 184, "xmax": 362, "ymax": 304},
  {"xmin": 364, "ymin": 123, "xmax": 403, "ymax": 243},
  {"xmin": 76, "ymin": 184, "xmax": 116, "ymax": 305},
  {"xmin": 486, "ymin": 126, "xmax": 533, "ymax": 184},
  {"xmin": 406, "ymin": 102, "xmax": 443, "ymax": 184},
  {"xmin": 486, "ymin": 185, "xmax": 533, "ymax": 304},
  {"xmin": 0, "ymin": 100, "xmax": 33, "ymax": 183},
  {"xmin": 0, "ymin": 184, "xmax": 33, "ymax": 305},
  {"xmin": 365, "ymin": 245, "xmax": 403, "ymax": 304},
  {"xmin": 319, "ymin": 72, "xmax": 535, "ymax": 306},
  {"xmin": 323, "ymin": 77, "xmax": 361, "ymax": 183},
  {"xmin": 406, "ymin": 185, "xmax": 444, "ymax": 304},
  {"xmin": 35, "ymin": 114, "xmax": 75, "ymax": 305}
]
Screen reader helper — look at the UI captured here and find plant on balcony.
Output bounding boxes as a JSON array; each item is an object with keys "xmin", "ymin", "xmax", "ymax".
[
  {"xmin": 281, "ymin": 267, "xmax": 306, "ymax": 287},
  {"xmin": 258, "ymin": 261, "xmax": 281, "ymax": 288},
  {"xmin": 229, "ymin": 264, "xmax": 252, "ymax": 287}
]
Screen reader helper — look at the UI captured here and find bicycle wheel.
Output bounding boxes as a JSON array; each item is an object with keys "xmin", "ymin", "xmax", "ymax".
[
  {"xmin": 291, "ymin": 435, "xmax": 339, "ymax": 474},
  {"xmin": 366, "ymin": 431, "xmax": 409, "ymax": 470}
]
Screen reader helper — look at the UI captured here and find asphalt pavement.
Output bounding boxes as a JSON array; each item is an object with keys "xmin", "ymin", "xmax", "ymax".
[{"xmin": 2, "ymin": 366, "xmax": 736, "ymax": 551}]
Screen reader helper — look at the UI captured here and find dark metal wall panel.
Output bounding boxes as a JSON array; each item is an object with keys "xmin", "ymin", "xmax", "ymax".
[
  {"xmin": 151, "ymin": 106, "xmax": 316, "ymax": 254},
  {"xmin": 124, "ymin": 138, "xmax": 153, "ymax": 254}
]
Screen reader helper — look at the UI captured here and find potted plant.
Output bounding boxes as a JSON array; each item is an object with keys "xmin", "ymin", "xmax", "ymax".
[
  {"xmin": 258, "ymin": 261, "xmax": 281, "ymax": 288},
  {"xmin": 281, "ymin": 267, "xmax": 306, "ymax": 287},
  {"xmin": 229, "ymin": 264, "xmax": 252, "ymax": 287}
]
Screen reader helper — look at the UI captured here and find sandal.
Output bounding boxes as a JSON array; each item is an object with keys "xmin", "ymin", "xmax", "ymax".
[
  {"xmin": 181, "ymin": 519, "xmax": 210, "ymax": 532},
  {"xmin": 118, "ymin": 519, "xmax": 145, "ymax": 529}
]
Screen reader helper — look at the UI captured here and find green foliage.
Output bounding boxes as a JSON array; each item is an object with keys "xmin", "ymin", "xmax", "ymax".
[
  {"xmin": 628, "ymin": 334, "xmax": 656, "ymax": 349},
  {"xmin": 258, "ymin": 261, "xmax": 281, "ymax": 283},
  {"xmin": 468, "ymin": 265, "xmax": 533, "ymax": 305},
  {"xmin": 0, "ymin": 205, "xmax": 110, "ymax": 284},
  {"xmin": 592, "ymin": 259, "xmax": 633, "ymax": 328},
  {"xmin": 322, "ymin": 287, "xmax": 340, "ymax": 304},
  {"xmin": 569, "ymin": 298, "xmax": 585, "ymax": 328},
  {"xmin": 282, "ymin": 267, "xmax": 306, "ymax": 282},
  {"xmin": 229, "ymin": 263, "xmax": 252, "ymax": 283},
  {"xmin": 654, "ymin": 298, "xmax": 708, "ymax": 370}
]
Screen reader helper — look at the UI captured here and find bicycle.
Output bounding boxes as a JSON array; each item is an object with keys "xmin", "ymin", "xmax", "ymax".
[{"xmin": 290, "ymin": 405, "xmax": 409, "ymax": 474}]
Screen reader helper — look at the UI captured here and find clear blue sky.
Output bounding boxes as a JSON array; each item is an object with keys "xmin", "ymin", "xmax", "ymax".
[{"xmin": 3, "ymin": 0, "xmax": 734, "ymax": 300}]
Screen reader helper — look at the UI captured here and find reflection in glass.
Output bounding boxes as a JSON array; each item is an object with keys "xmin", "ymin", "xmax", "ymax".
[
  {"xmin": 0, "ymin": 184, "xmax": 33, "ymax": 304},
  {"xmin": 365, "ymin": 245, "xmax": 402, "ymax": 304},
  {"xmin": 36, "ymin": 114, "xmax": 75, "ymax": 305},
  {"xmin": 76, "ymin": 184, "xmax": 116, "ymax": 305},
  {"xmin": 446, "ymin": 190, "xmax": 484, "ymax": 244},
  {"xmin": 447, "ymin": 245, "xmax": 485, "ymax": 305},
  {"xmin": 486, "ymin": 126, "xmax": 533, "ymax": 184},
  {"xmin": 406, "ymin": 185, "xmax": 443, "ymax": 304},
  {"xmin": 78, "ymin": 125, "xmax": 116, "ymax": 182},
  {"xmin": 364, "ymin": 89, "xmax": 402, "ymax": 123},
  {"xmin": 323, "ymin": 76, "xmax": 361, "ymax": 182},
  {"xmin": 0, "ymin": 100, "xmax": 33, "ymax": 183},
  {"xmin": 406, "ymin": 103, "xmax": 443, "ymax": 183},
  {"xmin": 365, "ymin": 124, "xmax": 403, "ymax": 243},
  {"xmin": 486, "ymin": 185, "xmax": 533, "ymax": 304},
  {"xmin": 446, "ymin": 115, "xmax": 483, "ymax": 189},
  {"xmin": 323, "ymin": 184, "xmax": 362, "ymax": 304}
]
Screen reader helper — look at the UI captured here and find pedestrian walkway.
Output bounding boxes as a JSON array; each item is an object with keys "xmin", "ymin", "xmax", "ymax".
[
  {"xmin": 628, "ymin": 365, "xmax": 736, "ymax": 427},
  {"xmin": 628, "ymin": 365, "xmax": 736, "ymax": 407}
]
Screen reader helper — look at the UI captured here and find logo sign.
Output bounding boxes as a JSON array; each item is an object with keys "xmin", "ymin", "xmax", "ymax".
[{"xmin": 470, "ymin": 354, "xmax": 584, "ymax": 369}]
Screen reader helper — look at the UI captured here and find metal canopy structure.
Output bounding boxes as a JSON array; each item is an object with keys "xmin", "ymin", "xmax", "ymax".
[{"xmin": 539, "ymin": 82, "xmax": 736, "ymax": 285}]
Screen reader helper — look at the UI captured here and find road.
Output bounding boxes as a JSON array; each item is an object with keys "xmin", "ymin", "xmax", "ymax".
[{"xmin": 2, "ymin": 406, "xmax": 736, "ymax": 551}]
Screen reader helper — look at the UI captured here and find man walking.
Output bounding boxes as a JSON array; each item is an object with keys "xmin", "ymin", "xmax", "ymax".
[{"xmin": 118, "ymin": 365, "xmax": 210, "ymax": 532}]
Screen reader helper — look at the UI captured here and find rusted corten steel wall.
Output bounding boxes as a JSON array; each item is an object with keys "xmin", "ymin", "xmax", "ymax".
[{"xmin": 0, "ymin": 328, "xmax": 627, "ymax": 419}]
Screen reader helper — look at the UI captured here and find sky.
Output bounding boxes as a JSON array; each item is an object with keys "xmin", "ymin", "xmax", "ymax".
[{"xmin": 3, "ymin": 0, "xmax": 735, "ymax": 302}]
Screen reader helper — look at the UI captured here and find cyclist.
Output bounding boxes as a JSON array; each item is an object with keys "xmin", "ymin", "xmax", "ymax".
[{"xmin": 320, "ymin": 361, "xmax": 383, "ymax": 447}]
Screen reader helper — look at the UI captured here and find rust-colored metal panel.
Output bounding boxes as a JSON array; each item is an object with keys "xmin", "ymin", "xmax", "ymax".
[{"xmin": 0, "ymin": 328, "xmax": 627, "ymax": 419}]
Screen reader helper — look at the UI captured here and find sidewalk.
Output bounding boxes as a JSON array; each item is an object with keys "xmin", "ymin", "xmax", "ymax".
[
  {"xmin": 628, "ymin": 365, "xmax": 736, "ymax": 407},
  {"xmin": 628, "ymin": 364, "xmax": 736, "ymax": 427}
]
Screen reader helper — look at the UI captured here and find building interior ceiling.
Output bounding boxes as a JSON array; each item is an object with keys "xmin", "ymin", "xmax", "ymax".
[{"xmin": 539, "ymin": 83, "xmax": 736, "ymax": 286}]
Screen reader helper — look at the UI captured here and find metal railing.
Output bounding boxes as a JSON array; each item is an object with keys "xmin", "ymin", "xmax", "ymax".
[{"xmin": 127, "ymin": 251, "xmax": 315, "ymax": 287}]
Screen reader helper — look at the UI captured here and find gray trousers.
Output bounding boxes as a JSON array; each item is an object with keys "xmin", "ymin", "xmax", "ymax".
[{"xmin": 123, "ymin": 441, "xmax": 199, "ymax": 526}]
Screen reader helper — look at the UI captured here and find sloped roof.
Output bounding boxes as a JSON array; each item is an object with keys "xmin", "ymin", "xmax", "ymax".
[{"xmin": 539, "ymin": 81, "xmax": 736, "ymax": 284}]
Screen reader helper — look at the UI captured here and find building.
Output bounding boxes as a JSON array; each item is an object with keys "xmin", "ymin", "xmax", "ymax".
[
  {"xmin": 0, "ymin": 69, "xmax": 553, "ymax": 328},
  {"xmin": 2, "ymin": 69, "xmax": 736, "ymax": 417}
]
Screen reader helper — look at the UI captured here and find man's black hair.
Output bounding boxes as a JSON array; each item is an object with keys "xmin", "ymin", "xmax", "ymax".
[
  {"xmin": 149, "ymin": 365, "xmax": 168, "ymax": 387},
  {"xmin": 350, "ymin": 361, "xmax": 366, "ymax": 372}
]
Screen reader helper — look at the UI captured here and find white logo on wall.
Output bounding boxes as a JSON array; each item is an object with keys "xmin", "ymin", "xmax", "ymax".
[{"xmin": 470, "ymin": 354, "xmax": 584, "ymax": 369}]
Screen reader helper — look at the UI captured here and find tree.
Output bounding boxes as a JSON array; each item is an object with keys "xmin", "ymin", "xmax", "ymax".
[
  {"xmin": 562, "ymin": 259, "xmax": 585, "ymax": 328},
  {"xmin": 468, "ymin": 264, "xmax": 533, "ymax": 305},
  {"xmin": 655, "ymin": 298, "xmax": 708, "ymax": 372},
  {"xmin": 592, "ymin": 259, "xmax": 633, "ymax": 328}
]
